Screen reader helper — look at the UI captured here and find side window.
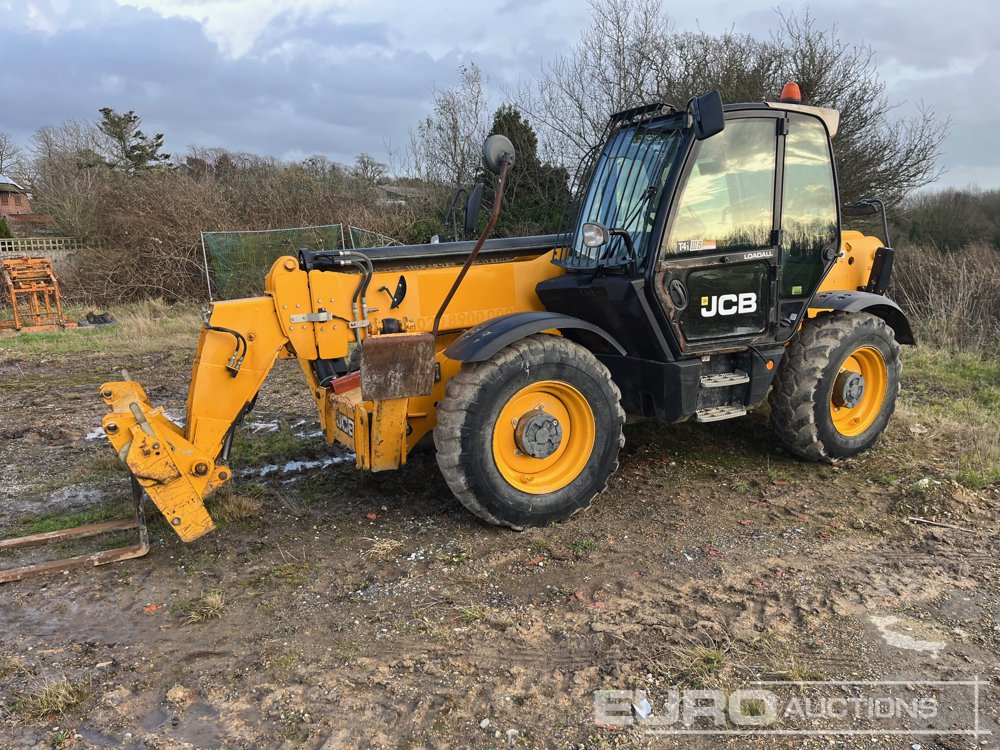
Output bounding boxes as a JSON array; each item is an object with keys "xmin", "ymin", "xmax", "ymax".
[
  {"xmin": 780, "ymin": 117, "xmax": 838, "ymax": 297},
  {"xmin": 663, "ymin": 119, "xmax": 776, "ymax": 255}
]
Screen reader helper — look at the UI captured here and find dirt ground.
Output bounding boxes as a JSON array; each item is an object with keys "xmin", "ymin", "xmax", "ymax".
[{"xmin": 0, "ymin": 317, "xmax": 997, "ymax": 749}]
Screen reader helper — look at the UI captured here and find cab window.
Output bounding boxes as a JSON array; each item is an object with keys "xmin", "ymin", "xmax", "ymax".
[
  {"xmin": 780, "ymin": 116, "xmax": 838, "ymax": 297},
  {"xmin": 663, "ymin": 119, "xmax": 776, "ymax": 255}
]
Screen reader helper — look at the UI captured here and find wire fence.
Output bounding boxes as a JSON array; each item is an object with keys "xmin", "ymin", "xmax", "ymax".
[{"xmin": 201, "ymin": 224, "xmax": 402, "ymax": 300}]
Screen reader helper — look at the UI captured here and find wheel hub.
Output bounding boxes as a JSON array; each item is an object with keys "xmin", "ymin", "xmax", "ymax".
[
  {"xmin": 514, "ymin": 409, "xmax": 563, "ymax": 459},
  {"xmin": 832, "ymin": 370, "xmax": 865, "ymax": 409}
]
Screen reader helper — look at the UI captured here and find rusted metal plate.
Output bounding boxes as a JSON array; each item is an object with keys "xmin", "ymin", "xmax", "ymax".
[{"xmin": 360, "ymin": 332, "xmax": 435, "ymax": 401}]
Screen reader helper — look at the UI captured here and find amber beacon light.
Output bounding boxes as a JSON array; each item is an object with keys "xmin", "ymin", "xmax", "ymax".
[{"xmin": 780, "ymin": 81, "xmax": 802, "ymax": 103}]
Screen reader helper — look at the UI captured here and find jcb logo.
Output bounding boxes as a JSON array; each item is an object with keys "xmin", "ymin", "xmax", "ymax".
[
  {"xmin": 700, "ymin": 293, "xmax": 757, "ymax": 317},
  {"xmin": 336, "ymin": 412, "xmax": 355, "ymax": 438}
]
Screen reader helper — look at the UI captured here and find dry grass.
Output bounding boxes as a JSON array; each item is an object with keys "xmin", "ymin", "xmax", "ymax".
[
  {"xmin": 361, "ymin": 537, "xmax": 403, "ymax": 560},
  {"xmin": 892, "ymin": 243, "xmax": 1000, "ymax": 351},
  {"xmin": 182, "ymin": 590, "xmax": 226, "ymax": 624},
  {"xmin": 0, "ymin": 656, "xmax": 31, "ymax": 679},
  {"xmin": 900, "ymin": 346, "xmax": 1000, "ymax": 488},
  {"xmin": 15, "ymin": 678, "xmax": 89, "ymax": 719},
  {"xmin": 212, "ymin": 489, "xmax": 264, "ymax": 523},
  {"xmin": 0, "ymin": 298, "xmax": 201, "ymax": 362}
]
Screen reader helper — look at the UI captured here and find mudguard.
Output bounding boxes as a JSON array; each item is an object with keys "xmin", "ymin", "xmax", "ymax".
[
  {"xmin": 810, "ymin": 290, "xmax": 916, "ymax": 345},
  {"xmin": 444, "ymin": 311, "xmax": 626, "ymax": 362}
]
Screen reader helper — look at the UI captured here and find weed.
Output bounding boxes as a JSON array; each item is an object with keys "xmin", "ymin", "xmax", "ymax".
[
  {"xmin": 211, "ymin": 487, "xmax": 265, "ymax": 523},
  {"xmin": 674, "ymin": 645, "xmax": 727, "ymax": 688},
  {"xmin": 569, "ymin": 537, "xmax": 598, "ymax": 556},
  {"xmin": 271, "ymin": 651, "xmax": 299, "ymax": 672},
  {"xmin": 730, "ymin": 477, "xmax": 753, "ymax": 494},
  {"xmin": 0, "ymin": 656, "xmax": 30, "ymax": 679},
  {"xmin": 775, "ymin": 661, "xmax": 827, "ymax": 681},
  {"xmin": 16, "ymin": 678, "xmax": 89, "ymax": 719},
  {"xmin": 179, "ymin": 590, "xmax": 225, "ymax": 624},
  {"xmin": 457, "ymin": 605, "xmax": 490, "ymax": 624},
  {"xmin": 740, "ymin": 698, "xmax": 768, "ymax": 717}
]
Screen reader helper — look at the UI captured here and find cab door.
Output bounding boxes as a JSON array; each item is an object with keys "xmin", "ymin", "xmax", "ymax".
[{"xmin": 653, "ymin": 114, "xmax": 783, "ymax": 354}]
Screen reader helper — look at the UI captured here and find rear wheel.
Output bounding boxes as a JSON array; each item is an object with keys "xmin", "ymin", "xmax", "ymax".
[
  {"xmin": 434, "ymin": 335, "xmax": 625, "ymax": 528},
  {"xmin": 769, "ymin": 312, "xmax": 901, "ymax": 461}
]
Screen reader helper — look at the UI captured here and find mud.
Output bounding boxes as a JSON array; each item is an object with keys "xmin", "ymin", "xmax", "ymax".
[{"xmin": 0, "ymin": 346, "xmax": 997, "ymax": 749}]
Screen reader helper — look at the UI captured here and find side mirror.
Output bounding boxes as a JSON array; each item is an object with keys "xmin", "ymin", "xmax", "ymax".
[
  {"xmin": 689, "ymin": 90, "xmax": 725, "ymax": 141},
  {"xmin": 482, "ymin": 134, "xmax": 515, "ymax": 174},
  {"xmin": 464, "ymin": 182, "xmax": 484, "ymax": 239}
]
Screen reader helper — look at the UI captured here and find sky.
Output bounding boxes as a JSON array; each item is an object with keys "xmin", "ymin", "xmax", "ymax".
[{"xmin": 3, "ymin": 0, "xmax": 998, "ymax": 189}]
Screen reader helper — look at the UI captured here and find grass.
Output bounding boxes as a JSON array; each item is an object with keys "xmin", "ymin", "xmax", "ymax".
[
  {"xmin": 9, "ymin": 502, "xmax": 130, "ymax": 537},
  {"xmin": 569, "ymin": 537, "xmax": 598, "ymax": 556},
  {"xmin": 0, "ymin": 299, "xmax": 202, "ymax": 361},
  {"xmin": 362, "ymin": 537, "xmax": 403, "ymax": 560},
  {"xmin": 681, "ymin": 646, "xmax": 726, "ymax": 685},
  {"xmin": 239, "ymin": 562, "xmax": 313, "ymax": 589},
  {"xmin": 14, "ymin": 678, "xmax": 89, "ymax": 719},
  {"xmin": 773, "ymin": 660, "xmax": 827, "ymax": 682},
  {"xmin": 210, "ymin": 486, "xmax": 265, "ymax": 523},
  {"xmin": 176, "ymin": 590, "xmax": 226, "ymax": 624},
  {"xmin": 230, "ymin": 423, "xmax": 318, "ymax": 467},
  {"xmin": 457, "ymin": 605, "xmax": 490, "ymax": 624},
  {"xmin": 899, "ymin": 346, "xmax": 1000, "ymax": 488}
]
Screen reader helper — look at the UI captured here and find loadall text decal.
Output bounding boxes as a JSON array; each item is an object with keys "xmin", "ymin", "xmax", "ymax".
[{"xmin": 700, "ymin": 293, "xmax": 758, "ymax": 317}]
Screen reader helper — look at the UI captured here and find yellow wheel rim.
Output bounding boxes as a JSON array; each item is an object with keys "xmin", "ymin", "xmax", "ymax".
[
  {"xmin": 829, "ymin": 346, "xmax": 887, "ymax": 437},
  {"xmin": 491, "ymin": 380, "xmax": 595, "ymax": 495}
]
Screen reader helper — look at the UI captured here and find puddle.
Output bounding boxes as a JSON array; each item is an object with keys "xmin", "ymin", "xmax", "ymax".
[
  {"xmin": 241, "ymin": 453, "xmax": 355, "ymax": 479},
  {"xmin": 0, "ymin": 485, "xmax": 122, "ymax": 522},
  {"xmin": 869, "ymin": 615, "xmax": 947, "ymax": 657}
]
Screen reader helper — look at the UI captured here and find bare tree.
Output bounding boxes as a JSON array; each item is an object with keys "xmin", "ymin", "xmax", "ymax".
[
  {"xmin": 515, "ymin": 1, "xmax": 947, "ymax": 205},
  {"xmin": 409, "ymin": 63, "xmax": 490, "ymax": 188},
  {"xmin": 514, "ymin": 0, "xmax": 669, "ymax": 165},
  {"xmin": 0, "ymin": 133, "xmax": 27, "ymax": 180},
  {"xmin": 352, "ymin": 153, "xmax": 388, "ymax": 185}
]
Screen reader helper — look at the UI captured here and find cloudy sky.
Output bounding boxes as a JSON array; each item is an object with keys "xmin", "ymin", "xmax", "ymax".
[{"xmin": 3, "ymin": 0, "xmax": 997, "ymax": 189}]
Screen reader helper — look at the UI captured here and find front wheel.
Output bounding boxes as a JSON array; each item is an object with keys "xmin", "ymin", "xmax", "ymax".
[
  {"xmin": 434, "ymin": 335, "xmax": 625, "ymax": 528},
  {"xmin": 769, "ymin": 312, "xmax": 901, "ymax": 461}
]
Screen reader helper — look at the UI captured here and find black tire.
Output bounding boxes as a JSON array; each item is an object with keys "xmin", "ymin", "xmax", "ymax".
[
  {"xmin": 769, "ymin": 312, "xmax": 901, "ymax": 461},
  {"xmin": 434, "ymin": 334, "xmax": 625, "ymax": 529}
]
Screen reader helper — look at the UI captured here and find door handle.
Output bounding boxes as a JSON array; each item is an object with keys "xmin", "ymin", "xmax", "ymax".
[{"xmin": 668, "ymin": 279, "xmax": 689, "ymax": 310}]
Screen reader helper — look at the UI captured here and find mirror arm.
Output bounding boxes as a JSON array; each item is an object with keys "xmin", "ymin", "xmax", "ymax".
[{"xmin": 432, "ymin": 157, "xmax": 512, "ymax": 337}]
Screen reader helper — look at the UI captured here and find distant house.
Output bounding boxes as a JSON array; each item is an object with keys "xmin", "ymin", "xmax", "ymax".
[
  {"xmin": 0, "ymin": 174, "xmax": 30, "ymax": 218},
  {"xmin": 376, "ymin": 184, "xmax": 425, "ymax": 205}
]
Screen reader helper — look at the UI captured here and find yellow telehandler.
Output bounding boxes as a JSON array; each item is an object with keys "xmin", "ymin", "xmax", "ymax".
[{"xmin": 2, "ymin": 85, "xmax": 914, "ymax": 579}]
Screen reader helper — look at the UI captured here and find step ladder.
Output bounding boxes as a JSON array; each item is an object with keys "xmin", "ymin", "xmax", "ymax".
[{"xmin": 694, "ymin": 367, "xmax": 750, "ymax": 423}]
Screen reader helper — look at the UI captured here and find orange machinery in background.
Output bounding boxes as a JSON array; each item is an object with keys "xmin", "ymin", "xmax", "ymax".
[{"xmin": 0, "ymin": 255, "xmax": 76, "ymax": 333}]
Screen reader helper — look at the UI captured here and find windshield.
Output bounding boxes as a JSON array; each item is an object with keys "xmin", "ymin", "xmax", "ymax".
[{"xmin": 560, "ymin": 121, "xmax": 683, "ymax": 269}]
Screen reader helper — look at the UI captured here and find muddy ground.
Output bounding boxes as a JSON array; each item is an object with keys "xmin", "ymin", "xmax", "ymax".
[{"xmin": 0, "ymin": 322, "xmax": 997, "ymax": 749}]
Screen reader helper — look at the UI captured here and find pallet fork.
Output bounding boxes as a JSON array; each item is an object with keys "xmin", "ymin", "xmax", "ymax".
[
  {"xmin": 0, "ymin": 255, "xmax": 77, "ymax": 333},
  {"xmin": 0, "ymin": 478, "xmax": 149, "ymax": 584}
]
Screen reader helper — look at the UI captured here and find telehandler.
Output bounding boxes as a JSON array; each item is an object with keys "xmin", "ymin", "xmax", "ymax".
[{"xmin": 0, "ymin": 84, "xmax": 914, "ymax": 580}]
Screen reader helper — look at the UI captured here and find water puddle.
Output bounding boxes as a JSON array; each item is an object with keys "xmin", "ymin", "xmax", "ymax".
[
  {"xmin": 241, "ymin": 453, "xmax": 355, "ymax": 479},
  {"xmin": 869, "ymin": 615, "xmax": 947, "ymax": 657}
]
